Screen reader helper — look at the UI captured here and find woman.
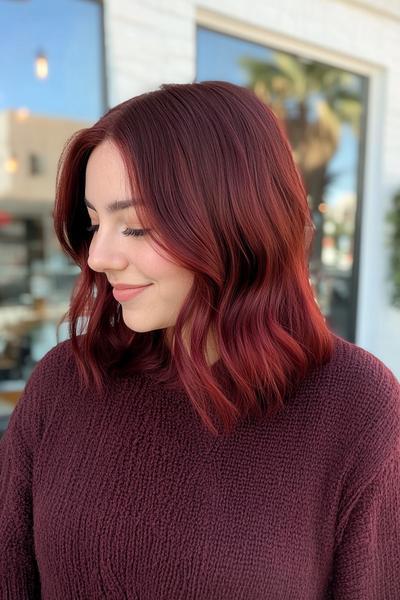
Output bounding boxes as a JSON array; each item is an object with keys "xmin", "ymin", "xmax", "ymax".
[{"xmin": 1, "ymin": 81, "xmax": 399, "ymax": 599}]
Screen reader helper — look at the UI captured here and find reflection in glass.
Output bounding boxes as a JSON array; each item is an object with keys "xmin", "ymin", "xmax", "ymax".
[{"xmin": 196, "ymin": 26, "xmax": 367, "ymax": 341}]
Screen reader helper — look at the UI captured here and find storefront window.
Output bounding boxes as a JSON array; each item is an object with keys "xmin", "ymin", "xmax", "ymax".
[
  {"xmin": 0, "ymin": 0, "xmax": 105, "ymax": 431},
  {"xmin": 196, "ymin": 26, "xmax": 368, "ymax": 342}
]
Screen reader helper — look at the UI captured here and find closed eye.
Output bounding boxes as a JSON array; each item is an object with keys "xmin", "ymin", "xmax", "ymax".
[{"xmin": 86, "ymin": 225, "xmax": 148, "ymax": 238}]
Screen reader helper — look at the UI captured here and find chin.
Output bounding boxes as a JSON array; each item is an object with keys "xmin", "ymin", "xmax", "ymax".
[
  {"xmin": 120, "ymin": 314, "xmax": 155, "ymax": 333},
  {"xmin": 120, "ymin": 315, "xmax": 144, "ymax": 332}
]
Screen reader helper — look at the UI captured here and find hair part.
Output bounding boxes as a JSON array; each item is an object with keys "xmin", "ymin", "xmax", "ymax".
[{"xmin": 53, "ymin": 80, "xmax": 334, "ymax": 437}]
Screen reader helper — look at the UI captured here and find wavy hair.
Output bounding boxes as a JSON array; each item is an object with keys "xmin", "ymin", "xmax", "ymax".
[{"xmin": 53, "ymin": 80, "xmax": 334, "ymax": 436}]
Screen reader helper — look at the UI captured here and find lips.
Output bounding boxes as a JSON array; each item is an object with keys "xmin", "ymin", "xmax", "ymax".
[
  {"xmin": 112, "ymin": 284, "xmax": 152, "ymax": 303},
  {"xmin": 111, "ymin": 283, "xmax": 151, "ymax": 290}
]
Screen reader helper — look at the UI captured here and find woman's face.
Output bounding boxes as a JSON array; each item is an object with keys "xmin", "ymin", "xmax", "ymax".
[{"xmin": 85, "ymin": 139, "xmax": 195, "ymax": 335}]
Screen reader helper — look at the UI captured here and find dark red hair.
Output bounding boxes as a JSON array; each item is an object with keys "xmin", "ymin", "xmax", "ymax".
[{"xmin": 53, "ymin": 80, "xmax": 334, "ymax": 436}]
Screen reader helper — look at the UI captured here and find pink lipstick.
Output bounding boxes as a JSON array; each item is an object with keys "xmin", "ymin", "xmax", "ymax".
[{"xmin": 112, "ymin": 284, "xmax": 152, "ymax": 303}]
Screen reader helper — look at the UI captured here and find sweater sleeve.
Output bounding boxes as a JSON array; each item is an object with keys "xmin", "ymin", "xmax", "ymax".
[
  {"xmin": 0, "ymin": 377, "xmax": 42, "ymax": 598},
  {"xmin": 329, "ymin": 450, "xmax": 400, "ymax": 599},
  {"xmin": 0, "ymin": 340, "xmax": 73, "ymax": 599},
  {"xmin": 329, "ymin": 356, "xmax": 400, "ymax": 599}
]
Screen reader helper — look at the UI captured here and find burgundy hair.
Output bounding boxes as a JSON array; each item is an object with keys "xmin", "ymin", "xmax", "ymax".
[{"xmin": 53, "ymin": 80, "xmax": 334, "ymax": 437}]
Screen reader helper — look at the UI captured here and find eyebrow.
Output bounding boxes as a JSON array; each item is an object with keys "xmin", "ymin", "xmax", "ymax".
[{"xmin": 84, "ymin": 197, "xmax": 142, "ymax": 213}]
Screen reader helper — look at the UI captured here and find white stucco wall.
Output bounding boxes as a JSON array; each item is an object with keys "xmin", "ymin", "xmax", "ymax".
[{"xmin": 103, "ymin": 0, "xmax": 400, "ymax": 376}]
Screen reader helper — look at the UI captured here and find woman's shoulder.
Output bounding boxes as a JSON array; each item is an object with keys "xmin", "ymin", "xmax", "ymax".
[
  {"xmin": 28, "ymin": 336, "xmax": 78, "ymax": 384},
  {"xmin": 319, "ymin": 336, "xmax": 400, "ymax": 529},
  {"xmin": 300, "ymin": 333, "xmax": 399, "ymax": 412},
  {"xmin": 3, "ymin": 338, "xmax": 81, "ymax": 450},
  {"xmin": 38, "ymin": 335, "xmax": 75, "ymax": 362},
  {"xmin": 19, "ymin": 337, "xmax": 81, "ymax": 411},
  {"xmin": 317, "ymin": 334, "xmax": 400, "ymax": 479},
  {"xmin": 326, "ymin": 333, "xmax": 399, "ymax": 410},
  {"xmin": 330, "ymin": 333, "xmax": 398, "ymax": 384}
]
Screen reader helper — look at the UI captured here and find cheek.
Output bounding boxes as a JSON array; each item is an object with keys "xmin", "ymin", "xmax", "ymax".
[
  {"xmin": 169, "ymin": 269, "xmax": 195, "ymax": 304},
  {"xmin": 154, "ymin": 262, "xmax": 194, "ymax": 301},
  {"xmin": 140, "ymin": 245, "xmax": 194, "ymax": 298},
  {"xmin": 142, "ymin": 246, "xmax": 188, "ymax": 282},
  {"xmin": 138, "ymin": 252, "xmax": 173, "ymax": 285}
]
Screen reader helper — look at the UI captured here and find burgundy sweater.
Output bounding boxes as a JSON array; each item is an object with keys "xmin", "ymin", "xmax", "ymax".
[{"xmin": 1, "ymin": 333, "xmax": 399, "ymax": 599}]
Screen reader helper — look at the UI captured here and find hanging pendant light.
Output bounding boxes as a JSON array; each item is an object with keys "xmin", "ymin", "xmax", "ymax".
[{"xmin": 35, "ymin": 49, "xmax": 48, "ymax": 79}]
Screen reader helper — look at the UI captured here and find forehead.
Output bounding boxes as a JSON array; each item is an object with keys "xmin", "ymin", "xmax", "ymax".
[
  {"xmin": 85, "ymin": 140, "xmax": 126, "ymax": 182},
  {"xmin": 85, "ymin": 140, "xmax": 143, "ymax": 212}
]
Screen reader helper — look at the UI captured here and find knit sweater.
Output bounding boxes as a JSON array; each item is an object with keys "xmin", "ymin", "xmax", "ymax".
[{"xmin": 0, "ymin": 333, "xmax": 399, "ymax": 599}]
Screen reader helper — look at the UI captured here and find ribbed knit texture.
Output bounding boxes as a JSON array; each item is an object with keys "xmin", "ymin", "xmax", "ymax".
[{"xmin": 1, "ymin": 333, "xmax": 399, "ymax": 599}]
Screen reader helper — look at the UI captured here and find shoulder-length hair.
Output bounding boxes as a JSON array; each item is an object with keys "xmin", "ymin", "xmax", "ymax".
[{"xmin": 53, "ymin": 80, "xmax": 334, "ymax": 437}]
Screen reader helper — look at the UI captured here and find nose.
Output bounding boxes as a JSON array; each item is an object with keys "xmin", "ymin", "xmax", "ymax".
[{"xmin": 87, "ymin": 231, "xmax": 129, "ymax": 273}]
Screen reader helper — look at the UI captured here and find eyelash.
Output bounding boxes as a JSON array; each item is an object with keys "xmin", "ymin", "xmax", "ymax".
[{"xmin": 85, "ymin": 225, "xmax": 147, "ymax": 238}]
